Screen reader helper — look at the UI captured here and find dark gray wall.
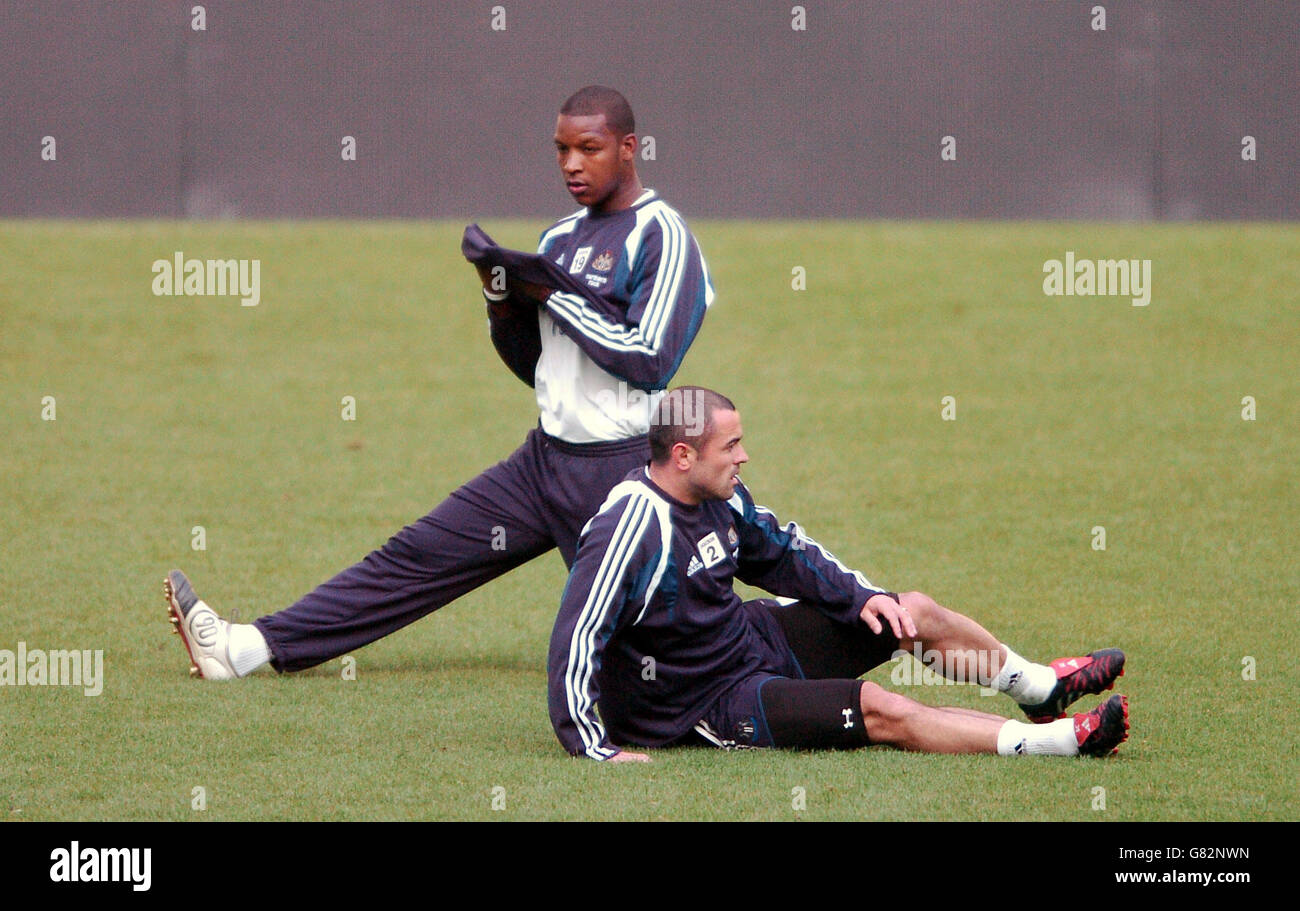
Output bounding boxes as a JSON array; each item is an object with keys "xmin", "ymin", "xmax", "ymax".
[{"xmin": 2, "ymin": 1, "xmax": 1296, "ymax": 219}]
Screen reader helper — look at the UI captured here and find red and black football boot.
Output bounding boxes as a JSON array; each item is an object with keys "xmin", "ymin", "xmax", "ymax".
[
  {"xmin": 1020, "ymin": 648, "xmax": 1126, "ymax": 723},
  {"xmin": 1073, "ymin": 693, "xmax": 1130, "ymax": 757}
]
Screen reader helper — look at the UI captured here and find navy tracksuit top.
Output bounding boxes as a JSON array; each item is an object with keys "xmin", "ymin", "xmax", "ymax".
[{"xmin": 548, "ymin": 468, "xmax": 889, "ymax": 760}]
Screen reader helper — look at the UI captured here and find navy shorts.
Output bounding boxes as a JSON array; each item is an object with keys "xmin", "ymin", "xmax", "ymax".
[{"xmin": 694, "ymin": 599, "xmax": 900, "ymax": 750}]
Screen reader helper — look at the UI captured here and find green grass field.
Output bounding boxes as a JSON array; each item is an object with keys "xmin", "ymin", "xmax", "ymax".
[{"xmin": 1, "ymin": 220, "xmax": 1295, "ymax": 821}]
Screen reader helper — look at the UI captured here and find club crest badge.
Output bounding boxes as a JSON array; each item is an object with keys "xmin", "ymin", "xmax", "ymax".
[{"xmin": 591, "ymin": 250, "xmax": 615, "ymax": 272}]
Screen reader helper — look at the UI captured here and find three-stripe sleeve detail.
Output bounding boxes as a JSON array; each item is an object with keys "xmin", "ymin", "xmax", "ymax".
[{"xmin": 565, "ymin": 492, "xmax": 658, "ymax": 759}]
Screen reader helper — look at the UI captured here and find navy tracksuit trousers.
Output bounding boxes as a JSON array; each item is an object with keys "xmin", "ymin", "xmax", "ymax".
[{"xmin": 254, "ymin": 428, "xmax": 650, "ymax": 671}]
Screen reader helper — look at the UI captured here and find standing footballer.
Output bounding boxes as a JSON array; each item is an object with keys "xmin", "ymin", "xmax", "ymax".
[{"xmin": 163, "ymin": 86, "xmax": 715, "ymax": 679}]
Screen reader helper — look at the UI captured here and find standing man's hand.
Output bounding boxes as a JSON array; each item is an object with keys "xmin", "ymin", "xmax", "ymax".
[
  {"xmin": 474, "ymin": 262, "xmax": 553, "ymax": 304},
  {"xmin": 475, "ymin": 262, "xmax": 504, "ymax": 293},
  {"xmin": 606, "ymin": 750, "xmax": 651, "ymax": 763},
  {"xmin": 860, "ymin": 592, "xmax": 917, "ymax": 640}
]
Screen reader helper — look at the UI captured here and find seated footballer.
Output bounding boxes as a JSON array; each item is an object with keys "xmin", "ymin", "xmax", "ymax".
[{"xmin": 548, "ymin": 386, "xmax": 1129, "ymax": 762}]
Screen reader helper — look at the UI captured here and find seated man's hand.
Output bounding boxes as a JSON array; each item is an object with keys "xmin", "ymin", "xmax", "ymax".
[
  {"xmin": 860, "ymin": 592, "xmax": 917, "ymax": 640},
  {"xmin": 607, "ymin": 750, "xmax": 651, "ymax": 763}
]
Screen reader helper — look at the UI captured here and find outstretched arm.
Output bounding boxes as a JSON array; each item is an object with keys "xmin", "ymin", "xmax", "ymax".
[{"xmin": 728, "ymin": 480, "xmax": 892, "ymax": 629}]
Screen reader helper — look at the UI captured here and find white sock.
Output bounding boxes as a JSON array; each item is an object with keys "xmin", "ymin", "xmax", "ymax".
[
  {"xmin": 994, "ymin": 646, "xmax": 1057, "ymax": 704},
  {"xmin": 997, "ymin": 719, "xmax": 1078, "ymax": 756},
  {"xmin": 228, "ymin": 623, "xmax": 271, "ymax": 677}
]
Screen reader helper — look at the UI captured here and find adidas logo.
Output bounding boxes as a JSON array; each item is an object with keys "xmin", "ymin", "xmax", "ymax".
[{"xmin": 686, "ymin": 555, "xmax": 704, "ymax": 577}]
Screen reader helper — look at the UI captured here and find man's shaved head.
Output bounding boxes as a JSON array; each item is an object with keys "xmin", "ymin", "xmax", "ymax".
[
  {"xmin": 560, "ymin": 85, "xmax": 636, "ymax": 138},
  {"xmin": 649, "ymin": 386, "xmax": 737, "ymax": 464}
]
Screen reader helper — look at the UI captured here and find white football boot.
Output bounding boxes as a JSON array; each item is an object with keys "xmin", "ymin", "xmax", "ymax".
[{"xmin": 163, "ymin": 569, "xmax": 237, "ymax": 679}]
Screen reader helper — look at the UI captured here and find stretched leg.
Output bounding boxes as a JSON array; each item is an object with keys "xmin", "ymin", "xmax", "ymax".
[
  {"xmin": 858, "ymin": 682, "xmax": 1000, "ymax": 753},
  {"xmin": 254, "ymin": 430, "xmax": 653, "ymax": 672},
  {"xmin": 713, "ymin": 673, "xmax": 1002, "ymax": 754},
  {"xmin": 697, "ymin": 674, "xmax": 1128, "ymax": 757},
  {"xmin": 168, "ymin": 431, "xmax": 653, "ymax": 678},
  {"xmin": 859, "ymin": 682, "xmax": 1129, "ymax": 757},
  {"xmin": 253, "ymin": 437, "xmax": 558, "ymax": 672}
]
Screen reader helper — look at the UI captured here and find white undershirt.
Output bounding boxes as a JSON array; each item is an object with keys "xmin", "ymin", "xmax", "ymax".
[{"xmin": 534, "ymin": 310, "xmax": 664, "ymax": 443}]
